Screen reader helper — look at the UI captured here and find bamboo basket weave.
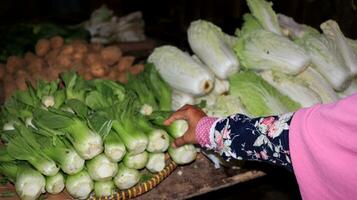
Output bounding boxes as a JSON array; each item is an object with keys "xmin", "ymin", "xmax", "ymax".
[{"xmin": 88, "ymin": 159, "xmax": 177, "ymax": 200}]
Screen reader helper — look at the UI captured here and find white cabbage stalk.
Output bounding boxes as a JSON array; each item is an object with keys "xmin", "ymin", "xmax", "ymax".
[
  {"xmin": 94, "ymin": 180, "xmax": 115, "ymax": 197},
  {"xmin": 146, "ymin": 129, "xmax": 170, "ymax": 153},
  {"xmin": 213, "ymin": 78, "xmax": 230, "ymax": 95},
  {"xmin": 65, "ymin": 170, "xmax": 94, "ymax": 200},
  {"xmin": 347, "ymin": 38, "xmax": 357, "ymax": 54},
  {"xmin": 204, "ymin": 95, "xmax": 249, "ymax": 118},
  {"xmin": 41, "ymin": 96, "xmax": 55, "ymax": 108},
  {"xmin": 246, "ymin": 0, "xmax": 282, "ymax": 35},
  {"xmin": 104, "ymin": 131, "xmax": 126, "ymax": 163},
  {"xmin": 3, "ymin": 122, "xmax": 15, "ymax": 131},
  {"xmin": 114, "ymin": 163, "xmax": 140, "ymax": 190},
  {"xmin": 140, "ymin": 104, "xmax": 153, "ymax": 116},
  {"xmin": 16, "ymin": 165, "xmax": 46, "ymax": 200},
  {"xmin": 123, "ymin": 151, "xmax": 149, "ymax": 170},
  {"xmin": 223, "ymin": 34, "xmax": 238, "ymax": 48},
  {"xmin": 187, "ymin": 20, "xmax": 239, "ymax": 79},
  {"xmin": 25, "ymin": 117, "xmax": 36, "ymax": 129},
  {"xmin": 235, "ymin": 29, "xmax": 310, "ymax": 75},
  {"xmin": 338, "ymin": 78, "xmax": 357, "ymax": 98},
  {"xmin": 320, "ymin": 20, "xmax": 357, "ymax": 77},
  {"xmin": 168, "ymin": 144, "xmax": 197, "ymax": 165},
  {"xmin": 172, "ymin": 90, "xmax": 195, "ymax": 111},
  {"xmin": 297, "ymin": 67, "xmax": 339, "ymax": 103},
  {"xmin": 277, "ymin": 13, "xmax": 320, "ymax": 39},
  {"xmin": 56, "ymin": 148, "xmax": 85, "ymax": 175},
  {"xmin": 86, "ymin": 154, "xmax": 118, "ymax": 181},
  {"xmin": 148, "ymin": 45, "xmax": 214, "ymax": 96},
  {"xmin": 260, "ymin": 70, "xmax": 322, "ymax": 108},
  {"xmin": 297, "ymin": 34, "xmax": 351, "ymax": 91},
  {"xmin": 45, "ymin": 172, "xmax": 65, "ymax": 194},
  {"xmin": 146, "ymin": 152, "xmax": 166, "ymax": 173}
]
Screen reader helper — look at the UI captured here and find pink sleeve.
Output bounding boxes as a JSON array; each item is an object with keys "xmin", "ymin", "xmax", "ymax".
[
  {"xmin": 290, "ymin": 93, "xmax": 357, "ymax": 200},
  {"xmin": 195, "ymin": 116, "xmax": 218, "ymax": 147}
]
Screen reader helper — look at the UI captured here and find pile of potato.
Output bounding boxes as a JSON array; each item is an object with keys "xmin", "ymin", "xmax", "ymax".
[{"xmin": 0, "ymin": 36, "xmax": 144, "ymax": 99}]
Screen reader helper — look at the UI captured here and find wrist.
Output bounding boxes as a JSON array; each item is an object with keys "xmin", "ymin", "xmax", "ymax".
[{"xmin": 195, "ymin": 116, "xmax": 218, "ymax": 147}]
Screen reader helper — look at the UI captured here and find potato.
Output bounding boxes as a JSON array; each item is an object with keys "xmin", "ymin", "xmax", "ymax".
[
  {"xmin": 27, "ymin": 59, "xmax": 44, "ymax": 75},
  {"xmin": 85, "ymin": 53, "xmax": 102, "ymax": 65},
  {"xmin": 117, "ymin": 56, "xmax": 135, "ymax": 72},
  {"xmin": 6, "ymin": 56, "xmax": 25, "ymax": 74},
  {"xmin": 84, "ymin": 71, "xmax": 93, "ymax": 80},
  {"xmin": 56, "ymin": 55, "xmax": 72, "ymax": 69},
  {"xmin": 0, "ymin": 64, "xmax": 5, "ymax": 81},
  {"xmin": 106, "ymin": 70, "xmax": 118, "ymax": 81},
  {"xmin": 101, "ymin": 46, "xmax": 122, "ymax": 66},
  {"xmin": 60, "ymin": 45, "xmax": 74, "ymax": 56},
  {"xmin": 45, "ymin": 49, "xmax": 60, "ymax": 68},
  {"xmin": 90, "ymin": 62, "xmax": 108, "ymax": 78},
  {"xmin": 89, "ymin": 43, "xmax": 103, "ymax": 52},
  {"xmin": 73, "ymin": 41, "xmax": 88, "ymax": 54},
  {"xmin": 35, "ymin": 39, "xmax": 51, "ymax": 57},
  {"xmin": 129, "ymin": 64, "xmax": 145, "ymax": 75},
  {"xmin": 117, "ymin": 72, "xmax": 128, "ymax": 84},
  {"xmin": 4, "ymin": 75, "xmax": 16, "ymax": 99},
  {"xmin": 24, "ymin": 52, "xmax": 37, "ymax": 64},
  {"xmin": 50, "ymin": 36, "xmax": 64, "ymax": 49},
  {"xmin": 15, "ymin": 70, "xmax": 29, "ymax": 91}
]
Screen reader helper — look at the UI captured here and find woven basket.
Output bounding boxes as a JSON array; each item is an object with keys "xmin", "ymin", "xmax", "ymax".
[{"xmin": 88, "ymin": 159, "xmax": 177, "ymax": 200}]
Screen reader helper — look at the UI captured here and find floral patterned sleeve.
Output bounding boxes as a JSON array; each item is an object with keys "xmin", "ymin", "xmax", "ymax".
[{"xmin": 196, "ymin": 113, "xmax": 294, "ymax": 171}]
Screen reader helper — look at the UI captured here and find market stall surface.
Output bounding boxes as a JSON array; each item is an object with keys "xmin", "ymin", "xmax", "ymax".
[{"xmin": 0, "ymin": 152, "xmax": 302, "ymax": 200}]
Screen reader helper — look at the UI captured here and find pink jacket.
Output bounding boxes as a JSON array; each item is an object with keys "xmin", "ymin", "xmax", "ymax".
[{"xmin": 290, "ymin": 93, "xmax": 357, "ymax": 200}]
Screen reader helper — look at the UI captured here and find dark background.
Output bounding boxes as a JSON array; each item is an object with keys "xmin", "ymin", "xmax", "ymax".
[
  {"xmin": 0, "ymin": 0, "xmax": 355, "ymax": 199},
  {"xmin": 0, "ymin": 0, "xmax": 356, "ymax": 50}
]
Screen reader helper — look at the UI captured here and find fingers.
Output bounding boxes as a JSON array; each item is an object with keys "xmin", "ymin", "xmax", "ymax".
[
  {"xmin": 173, "ymin": 136, "xmax": 186, "ymax": 148},
  {"xmin": 163, "ymin": 104, "xmax": 193, "ymax": 125}
]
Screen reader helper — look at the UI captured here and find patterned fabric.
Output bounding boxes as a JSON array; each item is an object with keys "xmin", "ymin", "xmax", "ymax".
[
  {"xmin": 197, "ymin": 113, "xmax": 295, "ymax": 171},
  {"xmin": 195, "ymin": 116, "xmax": 218, "ymax": 147}
]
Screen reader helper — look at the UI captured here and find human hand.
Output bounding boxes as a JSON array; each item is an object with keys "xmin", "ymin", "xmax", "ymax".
[{"xmin": 164, "ymin": 104, "xmax": 207, "ymax": 148}]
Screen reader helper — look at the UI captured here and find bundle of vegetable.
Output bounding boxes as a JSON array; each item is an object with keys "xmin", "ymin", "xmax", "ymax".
[
  {"xmin": 0, "ymin": 162, "xmax": 46, "ymax": 200},
  {"xmin": 320, "ymin": 20, "xmax": 357, "ymax": 77},
  {"xmin": 33, "ymin": 107, "xmax": 103, "ymax": 160},
  {"xmin": 229, "ymin": 71, "xmax": 301, "ymax": 117},
  {"xmin": 296, "ymin": 33, "xmax": 351, "ymax": 91},
  {"xmin": 148, "ymin": 45, "xmax": 215, "ymax": 96},
  {"xmin": 259, "ymin": 70, "xmax": 322, "ymax": 108},
  {"xmin": 187, "ymin": 20, "xmax": 239, "ymax": 79},
  {"xmin": 234, "ymin": 15, "xmax": 310, "ymax": 75},
  {"xmin": 5, "ymin": 124, "xmax": 60, "ymax": 176},
  {"xmin": 83, "ymin": 5, "xmax": 146, "ymax": 44},
  {"xmin": 149, "ymin": 111, "xmax": 197, "ymax": 165}
]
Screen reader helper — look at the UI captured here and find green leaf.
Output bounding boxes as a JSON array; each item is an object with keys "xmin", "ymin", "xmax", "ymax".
[
  {"xmin": 65, "ymin": 99, "xmax": 89, "ymax": 119},
  {"xmin": 33, "ymin": 109, "xmax": 73, "ymax": 129}
]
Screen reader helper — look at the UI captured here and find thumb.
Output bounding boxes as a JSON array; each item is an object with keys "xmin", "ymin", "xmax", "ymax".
[{"xmin": 173, "ymin": 136, "xmax": 186, "ymax": 148}]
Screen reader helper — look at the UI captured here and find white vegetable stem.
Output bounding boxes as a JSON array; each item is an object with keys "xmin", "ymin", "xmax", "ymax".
[
  {"xmin": 148, "ymin": 45, "xmax": 214, "ymax": 96},
  {"xmin": 172, "ymin": 90, "xmax": 195, "ymax": 111},
  {"xmin": 297, "ymin": 34, "xmax": 351, "ymax": 91},
  {"xmin": 320, "ymin": 20, "xmax": 357, "ymax": 77},
  {"xmin": 114, "ymin": 163, "xmax": 141, "ymax": 190},
  {"xmin": 15, "ymin": 165, "xmax": 46, "ymax": 200},
  {"xmin": 187, "ymin": 20, "xmax": 239, "ymax": 79},
  {"xmin": 65, "ymin": 170, "xmax": 94, "ymax": 200},
  {"xmin": 260, "ymin": 70, "xmax": 322, "ymax": 108},
  {"xmin": 297, "ymin": 67, "xmax": 338, "ymax": 103},
  {"xmin": 146, "ymin": 153, "xmax": 166, "ymax": 173},
  {"xmin": 45, "ymin": 172, "xmax": 65, "ymax": 194},
  {"xmin": 94, "ymin": 180, "xmax": 115, "ymax": 197},
  {"xmin": 86, "ymin": 154, "xmax": 118, "ymax": 181}
]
